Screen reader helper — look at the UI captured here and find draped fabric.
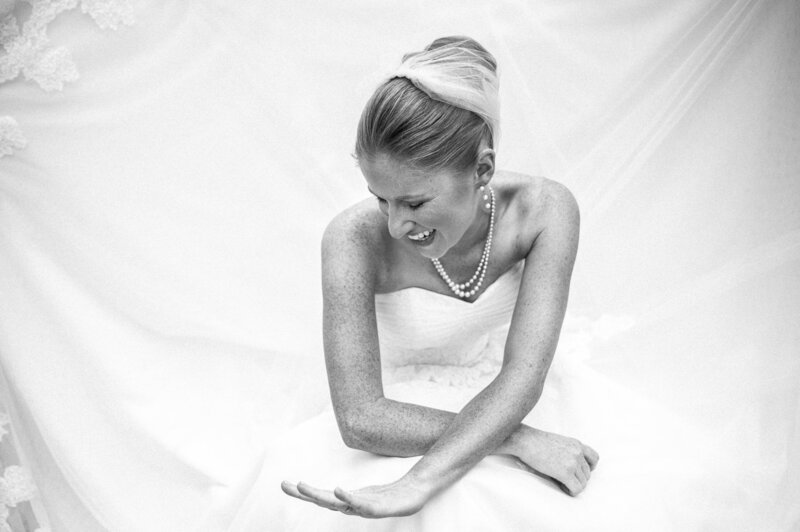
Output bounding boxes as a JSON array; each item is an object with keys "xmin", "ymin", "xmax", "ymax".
[
  {"xmin": 0, "ymin": 0, "xmax": 798, "ymax": 530},
  {"xmin": 229, "ymin": 260, "xmax": 743, "ymax": 531}
]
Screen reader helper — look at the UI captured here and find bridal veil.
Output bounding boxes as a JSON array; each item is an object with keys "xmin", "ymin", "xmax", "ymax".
[{"xmin": 0, "ymin": 0, "xmax": 798, "ymax": 530}]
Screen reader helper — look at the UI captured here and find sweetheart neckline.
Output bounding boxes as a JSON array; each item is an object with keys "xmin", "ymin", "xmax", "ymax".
[{"xmin": 374, "ymin": 260, "xmax": 524, "ymax": 306}]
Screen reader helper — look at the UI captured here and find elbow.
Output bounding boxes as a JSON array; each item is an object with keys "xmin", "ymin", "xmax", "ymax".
[
  {"xmin": 334, "ymin": 403, "xmax": 377, "ymax": 451},
  {"xmin": 513, "ymin": 377, "xmax": 543, "ymax": 415},
  {"xmin": 338, "ymin": 415, "xmax": 365, "ymax": 450},
  {"xmin": 524, "ymin": 369, "xmax": 547, "ymax": 409},
  {"xmin": 527, "ymin": 384, "xmax": 544, "ymax": 411}
]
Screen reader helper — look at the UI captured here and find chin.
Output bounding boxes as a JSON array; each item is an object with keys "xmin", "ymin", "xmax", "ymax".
[
  {"xmin": 418, "ymin": 249, "xmax": 442, "ymax": 260},
  {"xmin": 410, "ymin": 231, "xmax": 450, "ymax": 260},
  {"xmin": 417, "ymin": 242, "xmax": 448, "ymax": 260}
]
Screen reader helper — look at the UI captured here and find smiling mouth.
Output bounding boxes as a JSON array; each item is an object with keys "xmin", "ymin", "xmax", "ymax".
[{"xmin": 408, "ymin": 229, "xmax": 435, "ymax": 242}]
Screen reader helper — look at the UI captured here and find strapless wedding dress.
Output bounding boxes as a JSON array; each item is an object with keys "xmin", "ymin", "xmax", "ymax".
[{"xmin": 230, "ymin": 261, "xmax": 729, "ymax": 531}]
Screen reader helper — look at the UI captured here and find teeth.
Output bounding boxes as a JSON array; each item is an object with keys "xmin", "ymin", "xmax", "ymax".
[{"xmin": 408, "ymin": 229, "xmax": 432, "ymax": 241}]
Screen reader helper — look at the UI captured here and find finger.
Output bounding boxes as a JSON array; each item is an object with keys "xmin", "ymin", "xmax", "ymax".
[
  {"xmin": 334, "ymin": 487, "xmax": 371, "ymax": 517},
  {"xmin": 560, "ymin": 476, "xmax": 583, "ymax": 497},
  {"xmin": 574, "ymin": 464, "xmax": 588, "ymax": 486},
  {"xmin": 334, "ymin": 486, "xmax": 356, "ymax": 504},
  {"xmin": 296, "ymin": 482, "xmax": 350, "ymax": 512},
  {"xmin": 281, "ymin": 481, "xmax": 322, "ymax": 506},
  {"xmin": 583, "ymin": 445, "xmax": 600, "ymax": 470},
  {"xmin": 573, "ymin": 471, "xmax": 588, "ymax": 495},
  {"xmin": 580, "ymin": 459, "xmax": 591, "ymax": 482}
]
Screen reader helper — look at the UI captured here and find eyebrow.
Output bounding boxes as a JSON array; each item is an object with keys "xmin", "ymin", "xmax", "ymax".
[{"xmin": 367, "ymin": 186, "xmax": 428, "ymax": 202}]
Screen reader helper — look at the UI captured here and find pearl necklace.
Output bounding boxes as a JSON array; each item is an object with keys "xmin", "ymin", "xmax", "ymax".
[{"xmin": 431, "ymin": 185, "xmax": 495, "ymax": 299}]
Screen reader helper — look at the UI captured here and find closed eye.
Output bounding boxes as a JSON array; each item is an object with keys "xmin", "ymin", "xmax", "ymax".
[
  {"xmin": 374, "ymin": 197, "xmax": 388, "ymax": 215},
  {"xmin": 372, "ymin": 195, "xmax": 423, "ymax": 211}
]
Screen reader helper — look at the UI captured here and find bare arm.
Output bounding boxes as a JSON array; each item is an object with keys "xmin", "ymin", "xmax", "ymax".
[
  {"xmin": 321, "ymin": 206, "xmax": 473, "ymax": 457},
  {"xmin": 398, "ymin": 182, "xmax": 581, "ymax": 492},
  {"xmin": 284, "ymin": 186, "xmax": 596, "ymax": 516},
  {"xmin": 320, "ymin": 205, "xmax": 536, "ymax": 460}
]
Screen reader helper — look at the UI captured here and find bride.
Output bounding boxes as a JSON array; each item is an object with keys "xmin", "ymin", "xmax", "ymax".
[
  {"xmin": 231, "ymin": 36, "xmax": 707, "ymax": 531},
  {"xmin": 285, "ymin": 34, "xmax": 595, "ymax": 514}
]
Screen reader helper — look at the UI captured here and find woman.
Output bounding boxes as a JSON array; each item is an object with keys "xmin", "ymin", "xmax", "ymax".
[
  {"xmin": 287, "ymin": 34, "xmax": 598, "ymax": 511},
  {"xmin": 231, "ymin": 36, "xmax": 705, "ymax": 531}
]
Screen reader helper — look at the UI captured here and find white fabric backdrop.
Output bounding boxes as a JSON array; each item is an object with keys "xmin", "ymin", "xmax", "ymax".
[{"xmin": 1, "ymin": 0, "xmax": 798, "ymax": 530}]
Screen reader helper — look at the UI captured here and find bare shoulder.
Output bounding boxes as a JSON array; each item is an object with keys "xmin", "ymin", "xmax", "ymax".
[
  {"xmin": 495, "ymin": 171, "xmax": 579, "ymax": 256},
  {"xmin": 323, "ymin": 198, "xmax": 386, "ymax": 254},
  {"xmin": 321, "ymin": 199, "xmax": 387, "ymax": 294},
  {"xmin": 498, "ymin": 171, "xmax": 578, "ymax": 222}
]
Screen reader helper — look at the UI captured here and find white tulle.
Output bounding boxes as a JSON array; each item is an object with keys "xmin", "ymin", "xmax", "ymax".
[
  {"xmin": 0, "ymin": 0, "xmax": 798, "ymax": 530},
  {"xmin": 229, "ymin": 262, "xmax": 733, "ymax": 530},
  {"xmin": 0, "ymin": 0, "xmax": 134, "ymax": 160},
  {"xmin": 391, "ymin": 40, "xmax": 500, "ymax": 145}
]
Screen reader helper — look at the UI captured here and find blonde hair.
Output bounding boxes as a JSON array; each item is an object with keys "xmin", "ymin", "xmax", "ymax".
[{"xmin": 355, "ymin": 36, "xmax": 499, "ymax": 172}]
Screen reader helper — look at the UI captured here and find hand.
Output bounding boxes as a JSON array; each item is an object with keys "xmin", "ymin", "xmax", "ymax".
[
  {"xmin": 281, "ymin": 475, "xmax": 432, "ymax": 519},
  {"xmin": 506, "ymin": 426, "xmax": 599, "ymax": 496}
]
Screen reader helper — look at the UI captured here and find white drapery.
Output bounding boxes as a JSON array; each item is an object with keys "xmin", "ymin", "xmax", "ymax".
[{"xmin": 1, "ymin": 0, "xmax": 798, "ymax": 530}]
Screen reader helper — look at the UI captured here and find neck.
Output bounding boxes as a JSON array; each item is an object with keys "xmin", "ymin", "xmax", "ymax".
[
  {"xmin": 447, "ymin": 202, "xmax": 491, "ymax": 260},
  {"xmin": 430, "ymin": 185, "xmax": 495, "ymax": 299}
]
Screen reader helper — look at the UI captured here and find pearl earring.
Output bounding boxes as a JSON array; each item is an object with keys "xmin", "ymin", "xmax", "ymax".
[{"xmin": 480, "ymin": 185, "xmax": 491, "ymax": 213}]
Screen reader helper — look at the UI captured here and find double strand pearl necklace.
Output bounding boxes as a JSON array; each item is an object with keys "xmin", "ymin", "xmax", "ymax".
[{"xmin": 431, "ymin": 185, "xmax": 495, "ymax": 299}]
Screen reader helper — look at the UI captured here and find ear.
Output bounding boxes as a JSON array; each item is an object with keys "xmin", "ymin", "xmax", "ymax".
[{"xmin": 474, "ymin": 148, "xmax": 495, "ymax": 188}]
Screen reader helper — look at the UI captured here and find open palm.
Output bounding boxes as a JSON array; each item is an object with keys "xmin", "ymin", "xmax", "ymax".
[{"xmin": 281, "ymin": 477, "xmax": 431, "ymax": 518}]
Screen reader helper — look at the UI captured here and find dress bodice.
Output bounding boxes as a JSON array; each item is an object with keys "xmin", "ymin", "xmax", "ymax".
[{"xmin": 374, "ymin": 261, "xmax": 524, "ymax": 386}]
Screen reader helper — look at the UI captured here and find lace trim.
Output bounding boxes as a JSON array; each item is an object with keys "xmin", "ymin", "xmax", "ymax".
[
  {"xmin": 0, "ymin": 410, "xmax": 49, "ymax": 532},
  {"xmin": 383, "ymin": 312, "xmax": 635, "ymax": 390},
  {"xmin": 0, "ymin": 117, "xmax": 27, "ymax": 157},
  {"xmin": 385, "ymin": 328, "xmax": 505, "ymax": 389},
  {"xmin": 0, "ymin": 0, "xmax": 135, "ymax": 158}
]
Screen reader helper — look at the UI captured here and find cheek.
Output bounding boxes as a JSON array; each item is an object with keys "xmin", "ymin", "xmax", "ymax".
[{"xmin": 433, "ymin": 210, "xmax": 461, "ymax": 235}]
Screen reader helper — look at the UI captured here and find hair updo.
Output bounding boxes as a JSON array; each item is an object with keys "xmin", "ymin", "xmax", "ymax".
[{"xmin": 355, "ymin": 36, "xmax": 499, "ymax": 172}]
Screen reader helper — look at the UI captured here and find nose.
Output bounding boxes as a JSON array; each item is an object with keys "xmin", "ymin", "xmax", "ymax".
[{"xmin": 386, "ymin": 203, "xmax": 415, "ymax": 240}]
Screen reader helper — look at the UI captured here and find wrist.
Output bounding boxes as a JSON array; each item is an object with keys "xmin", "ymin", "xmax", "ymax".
[
  {"xmin": 500, "ymin": 424, "xmax": 550, "ymax": 460},
  {"xmin": 400, "ymin": 465, "xmax": 447, "ymax": 497},
  {"xmin": 495, "ymin": 424, "xmax": 530, "ymax": 457}
]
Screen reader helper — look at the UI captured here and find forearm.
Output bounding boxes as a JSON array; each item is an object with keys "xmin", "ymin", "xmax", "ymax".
[
  {"xmin": 338, "ymin": 396, "xmax": 526, "ymax": 458},
  {"xmin": 402, "ymin": 369, "xmax": 541, "ymax": 492}
]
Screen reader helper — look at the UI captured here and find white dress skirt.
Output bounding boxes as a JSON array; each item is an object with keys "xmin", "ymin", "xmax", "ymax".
[{"xmin": 229, "ymin": 261, "xmax": 736, "ymax": 531}]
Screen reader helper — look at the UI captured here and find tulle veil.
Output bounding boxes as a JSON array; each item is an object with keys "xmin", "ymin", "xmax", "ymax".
[{"xmin": 0, "ymin": 0, "xmax": 798, "ymax": 530}]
